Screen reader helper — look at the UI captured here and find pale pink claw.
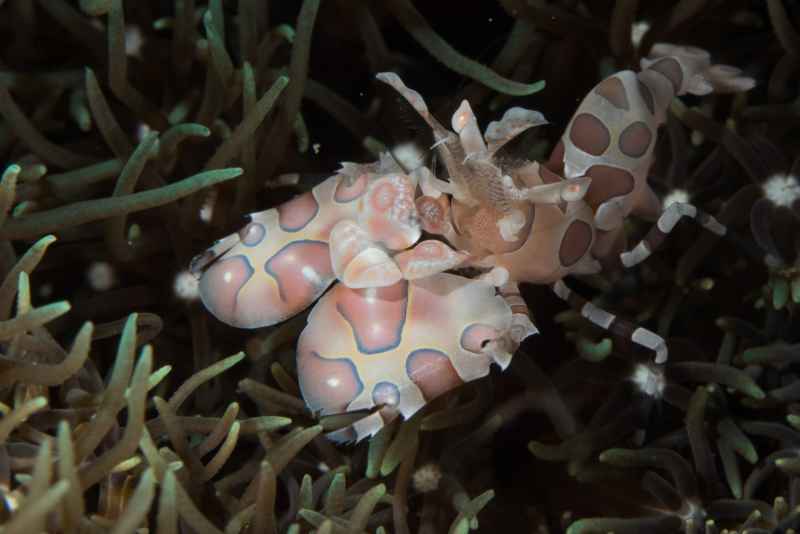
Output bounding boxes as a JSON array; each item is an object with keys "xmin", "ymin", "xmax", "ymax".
[
  {"xmin": 343, "ymin": 248, "xmax": 403, "ymax": 289},
  {"xmin": 358, "ymin": 174, "xmax": 421, "ymax": 250},
  {"xmin": 329, "ymin": 220, "xmax": 401, "ymax": 289},
  {"xmin": 393, "ymin": 240, "xmax": 468, "ymax": 280}
]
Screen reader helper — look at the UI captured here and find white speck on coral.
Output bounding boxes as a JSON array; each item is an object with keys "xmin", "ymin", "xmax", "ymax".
[
  {"xmin": 87, "ymin": 262, "xmax": 116, "ymax": 292},
  {"xmin": 174, "ymin": 270, "xmax": 200, "ymax": 300},
  {"xmin": 631, "ymin": 363, "xmax": 665, "ymax": 398},
  {"xmin": 125, "ymin": 25, "xmax": 144, "ymax": 58},
  {"xmin": 38, "ymin": 283, "xmax": 53, "ymax": 299},
  {"xmin": 412, "ymin": 463, "xmax": 442, "ymax": 493},
  {"xmin": 631, "ymin": 21, "xmax": 650, "ymax": 48},
  {"xmin": 763, "ymin": 173, "xmax": 800, "ymax": 207},
  {"xmin": 312, "ymin": 143, "xmax": 321, "ymax": 154},
  {"xmin": 662, "ymin": 189, "xmax": 690, "ymax": 210},
  {"xmin": 199, "ymin": 205, "xmax": 213, "ymax": 223},
  {"xmin": 199, "ymin": 189, "xmax": 217, "ymax": 223},
  {"xmin": 136, "ymin": 123, "xmax": 152, "ymax": 143},
  {"xmin": 391, "ymin": 142, "xmax": 424, "ymax": 172}
]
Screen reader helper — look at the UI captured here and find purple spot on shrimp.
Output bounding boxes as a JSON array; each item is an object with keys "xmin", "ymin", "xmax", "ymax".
[
  {"xmin": 595, "ymin": 77, "xmax": 630, "ymax": 110},
  {"xmin": 650, "ymin": 58, "xmax": 683, "ymax": 93},
  {"xmin": 618, "ymin": 122, "xmax": 653, "ymax": 158},
  {"xmin": 336, "ymin": 282, "xmax": 409, "ymax": 354},
  {"xmin": 198, "ymin": 255, "xmax": 254, "ymax": 326},
  {"xmin": 238, "ymin": 222, "xmax": 266, "ymax": 246},
  {"xmin": 278, "ymin": 192, "xmax": 319, "ymax": 232},
  {"xmin": 405, "ymin": 349, "xmax": 463, "ymax": 401},
  {"xmin": 372, "ymin": 381, "xmax": 401, "ymax": 407},
  {"xmin": 335, "ymin": 173, "xmax": 369, "ymax": 203},
  {"xmin": 297, "ymin": 350, "xmax": 364, "ymax": 415},
  {"xmin": 264, "ymin": 240, "xmax": 334, "ymax": 306}
]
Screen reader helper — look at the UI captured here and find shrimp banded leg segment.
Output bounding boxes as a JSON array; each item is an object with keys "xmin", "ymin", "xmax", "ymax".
[
  {"xmin": 500, "ymin": 282, "xmax": 539, "ymax": 344},
  {"xmin": 552, "ymin": 280, "xmax": 667, "ymax": 363},
  {"xmin": 619, "ymin": 202, "xmax": 726, "ymax": 268},
  {"xmin": 480, "ymin": 282, "xmax": 539, "ymax": 371}
]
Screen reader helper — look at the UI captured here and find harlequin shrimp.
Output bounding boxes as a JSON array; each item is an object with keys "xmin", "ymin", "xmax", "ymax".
[
  {"xmin": 190, "ymin": 149, "xmax": 541, "ymax": 441},
  {"xmin": 191, "ymin": 43, "xmax": 754, "ymax": 442},
  {"xmin": 375, "ymin": 42, "xmax": 754, "ymax": 364}
]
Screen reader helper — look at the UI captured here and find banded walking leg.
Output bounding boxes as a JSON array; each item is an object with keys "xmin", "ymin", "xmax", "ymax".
[
  {"xmin": 481, "ymin": 282, "xmax": 539, "ymax": 371},
  {"xmin": 552, "ymin": 279, "xmax": 667, "ymax": 363},
  {"xmin": 619, "ymin": 201, "xmax": 726, "ymax": 268},
  {"xmin": 500, "ymin": 282, "xmax": 539, "ymax": 344}
]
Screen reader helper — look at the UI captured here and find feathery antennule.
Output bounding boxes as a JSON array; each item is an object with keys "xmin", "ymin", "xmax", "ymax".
[
  {"xmin": 484, "ymin": 107, "xmax": 548, "ymax": 155},
  {"xmin": 379, "ymin": 72, "xmax": 556, "ymax": 215}
]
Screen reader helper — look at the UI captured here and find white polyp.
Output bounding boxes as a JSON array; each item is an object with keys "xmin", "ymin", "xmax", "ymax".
[
  {"xmin": 630, "ymin": 20, "xmax": 650, "ymax": 48},
  {"xmin": 412, "ymin": 463, "xmax": 443, "ymax": 493},
  {"xmin": 763, "ymin": 173, "xmax": 800, "ymax": 207},
  {"xmin": 125, "ymin": 25, "xmax": 144, "ymax": 58},
  {"xmin": 631, "ymin": 363, "xmax": 665, "ymax": 398},
  {"xmin": 199, "ymin": 204, "xmax": 213, "ymax": 223},
  {"xmin": 173, "ymin": 270, "xmax": 200, "ymax": 301},
  {"xmin": 87, "ymin": 261, "xmax": 116, "ymax": 292}
]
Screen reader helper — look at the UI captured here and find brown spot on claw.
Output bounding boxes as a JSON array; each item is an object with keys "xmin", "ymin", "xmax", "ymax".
[
  {"xmin": 559, "ymin": 220, "xmax": 593, "ymax": 266},
  {"xmin": 619, "ymin": 121, "xmax": 652, "ymax": 158},
  {"xmin": 406, "ymin": 349, "xmax": 462, "ymax": 400},
  {"xmin": 278, "ymin": 192, "xmax": 319, "ymax": 231},
  {"xmin": 650, "ymin": 57, "xmax": 683, "ymax": 93},
  {"xmin": 570, "ymin": 113, "xmax": 610, "ymax": 156},
  {"xmin": 595, "ymin": 77, "xmax": 629, "ymax": 110}
]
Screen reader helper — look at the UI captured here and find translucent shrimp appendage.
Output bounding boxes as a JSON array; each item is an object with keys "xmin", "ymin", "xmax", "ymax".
[{"xmin": 484, "ymin": 107, "xmax": 548, "ymax": 155}]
